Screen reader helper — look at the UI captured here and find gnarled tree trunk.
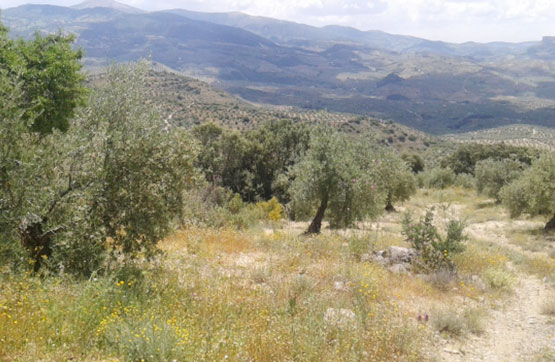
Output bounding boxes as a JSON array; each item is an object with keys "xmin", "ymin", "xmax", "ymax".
[
  {"xmin": 19, "ymin": 214, "xmax": 62, "ymax": 273},
  {"xmin": 306, "ymin": 193, "xmax": 328, "ymax": 234},
  {"xmin": 385, "ymin": 192, "xmax": 396, "ymax": 212}
]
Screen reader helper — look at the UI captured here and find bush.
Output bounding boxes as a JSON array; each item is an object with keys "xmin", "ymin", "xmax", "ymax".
[
  {"xmin": 475, "ymin": 158, "xmax": 525, "ymax": 202},
  {"xmin": 419, "ymin": 168, "xmax": 456, "ymax": 189},
  {"xmin": 500, "ymin": 153, "xmax": 555, "ymax": 230},
  {"xmin": 454, "ymin": 173, "xmax": 474, "ymax": 189},
  {"xmin": 482, "ymin": 267, "xmax": 513, "ymax": 291},
  {"xmin": 256, "ymin": 197, "xmax": 285, "ymax": 221},
  {"xmin": 431, "ymin": 306, "xmax": 485, "ymax": 336},
  {"xmin": 181, "ymin": 183, "xmax": 266, "ymax": 230},
  {"xmin": 440, "ymin": 143, "xmax": 539, "ymax": 175},
  {"xmin": 402, "ymin": 209, "xmax": 466, "ymax": 271}
]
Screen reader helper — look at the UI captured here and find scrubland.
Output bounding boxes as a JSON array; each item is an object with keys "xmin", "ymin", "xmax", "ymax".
[{"xmin": 2, "ymin": 188, "xmax": 554, "ymax": 361}]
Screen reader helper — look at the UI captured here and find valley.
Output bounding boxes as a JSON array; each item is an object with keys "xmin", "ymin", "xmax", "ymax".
[{"xmin": 3, "ymin": 1, "xmax": 555, "ymax": 134}]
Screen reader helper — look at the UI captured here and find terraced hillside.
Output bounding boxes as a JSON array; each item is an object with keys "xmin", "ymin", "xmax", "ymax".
[
  {"xmin": 90, "ymin": 70, "xmax": 438, "ymax": 152},
  {"xmin": 442, "ymin": 125, "xmax": 555, "ymax": 152}
]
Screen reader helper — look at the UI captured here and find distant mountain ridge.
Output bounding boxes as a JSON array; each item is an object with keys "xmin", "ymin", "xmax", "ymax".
[
  {"xmin": 165, "ymin": 8, "xmax": 534, "ymax": 59},
  {"xmin": 71, "ymin": 0, "xmax": 144, "ymax": 13},
  {"xmin": 2, "ymin": 2, "xmax": 555, "ymax": 134}
]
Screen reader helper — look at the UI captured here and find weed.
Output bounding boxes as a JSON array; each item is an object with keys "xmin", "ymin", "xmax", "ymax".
[
  {"xmin": 482, "ymin": 267, "xmax": 513, "ymax": 291},
  {"xmin": 540, "ymin": 297, "xmax": 555, "ymax": 316}
]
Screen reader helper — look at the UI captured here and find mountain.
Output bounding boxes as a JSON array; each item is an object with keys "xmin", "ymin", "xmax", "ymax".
[
  {"xmin": 72, "ymin": 0, "xmax": 144, "ymax": 14},
  {"xmin": 2, "ymin": 4, "xmax": 555, "ymax": 134},
  {"xmin": 165, "ymin": 9, "xmax": 534, "ymax": 59}
]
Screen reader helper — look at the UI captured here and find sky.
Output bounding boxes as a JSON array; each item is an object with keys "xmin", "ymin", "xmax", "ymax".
[{"xmin": 1, "ymin": 0, "xmax": 554, "ymax": 43}]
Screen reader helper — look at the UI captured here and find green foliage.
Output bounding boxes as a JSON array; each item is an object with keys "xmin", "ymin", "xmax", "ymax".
[
  {"xmin": 418, "ymin": 167, "xmax": 456, "ymax": 189},
  {"xmin": 1, "ymin": 60, "xmax": 197, "ymax": 276},
  {"xmin": 440, "ymin": 143, "xmax": 539, "ymax": 175},
  {"xmin": 192, "ymin": 119, "xmax": 310, "ymax": 202},
  {"xmin": 474, "ymin": 158, "xmax": 525, "ymax": 202},
  {"xmin": 375, "ymin": 149, "xmax": 417, "ymax": 210},
  {"xmin": 402, "ymin": 209, "xmax": 466, "ymax": 271},
  {"xmin": 401, "ymin": 153, "xmax": 425, "ymax": 173},
  {"xmin": 289, "ymin": 127, "xmax": 386, "ymax": 233},
  {"xmin": 452, "ymin": 173, "xmax": 474, "ymax": 188},
  {"xmin": 256, "ymin": 197, "xmax": 284, "ymax": 221},
  {"xmin": 181, "ymin": 183, "xmax": 268, "ymax": 230},
  {"xmin": 482, "ymin": 267, "xmax": 513, "ymax": 290},
  {"xmin": 500, "ymin": 153, "xmax": 555, "ymax": 229},
  {"xmin": 78, "ymin": 61, "xmax": 198, "ymax": 259},
  {"xmin": 0, "ymin": 22, "xmax": 87, "ymax": 134}
]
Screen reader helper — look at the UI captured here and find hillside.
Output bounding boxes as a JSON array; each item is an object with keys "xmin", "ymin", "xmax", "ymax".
[
  {"xmin": 442, "ymin": 125, "xmax": 555, "ymax": 152},
  {"xmin": 3, "ymin": 3, "xmax": 555, "ymax": 133},
  {"xmin": 88, "ymin": 69, "xmax": 438, "ymax": 152}
]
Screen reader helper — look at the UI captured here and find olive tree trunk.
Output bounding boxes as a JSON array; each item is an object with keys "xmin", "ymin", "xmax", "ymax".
[{"xmin": 306, "ymin": 193, "xmax": 329, "ymax": 234}]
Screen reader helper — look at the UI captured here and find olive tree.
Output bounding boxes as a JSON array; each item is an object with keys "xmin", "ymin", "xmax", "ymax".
[
  {"xmin": 1, "ymin": 60, "xmax": 197, "ymax": 275},
  {"xmin": 376, "ymin": 149, "xmax": 417, "ymax": 211},
  {"xmin": 500, "ymin": 153, "xmax": 555, "ymax": 230},
  {"xmin": 474, "ymin": 158, "xmax": 525, "ymax": 202},
  {"xmin": 289, "ymin": 127, "xmax": 386, "ymax": 234},
  {"xmin": 77, "ymin": 61, "xmax": 198, "ymax": 260}
]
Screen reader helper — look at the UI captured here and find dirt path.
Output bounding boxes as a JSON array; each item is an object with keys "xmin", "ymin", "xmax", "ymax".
[
  {"xmin": 436, "ymin": 209, "xmax": 555, "ymax": 361},
  {"xmin": 438, "ymin": 273, "xmax": 554, "ymax": 361}
]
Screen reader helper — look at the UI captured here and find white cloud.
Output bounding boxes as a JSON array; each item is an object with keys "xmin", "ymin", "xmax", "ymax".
[{"xmin": 1, "ymin": 0, "xmax": 555, "ymax": 42}]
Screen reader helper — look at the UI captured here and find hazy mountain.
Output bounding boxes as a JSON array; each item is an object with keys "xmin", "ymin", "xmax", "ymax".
[
  {"xmin": 2, "ymin": 3, "xmax": 555, "ymax": 133},
  {"xmin": 72, "ymin": 0, "xmax": 144, "ymax": 14},
  {"xmin": 165, "ymin": 9, "xmax": 533, "ymax": 59}
]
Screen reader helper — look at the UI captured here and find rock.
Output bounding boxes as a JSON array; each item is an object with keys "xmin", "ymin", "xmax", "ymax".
[
  {"xmin": 388, "ymin": 246, "xmax": 418, "ymax": 264},
  {"xmin": 360, "ymin": 253, "xmax": 372, "ymax": 262},
  {"xmin": 443, "ymin": 348, "xmax": 462, "ymax": 355},
  {"xmin": 415, "ymin": 273, "xmax": 431, "ymax": 282},
  {"xmin": 388, "ymin": 263, "xmax": 408, "ymax": 274},
  {"xmin": 334, "ymin": 281, "xmax": 346, "ymax": 291},
  {"xmin": 471, "ymin": 275, "xmax": 486, "ymax": 291},
  {"xmin": 372, "ymin": 255, "xmax": 388, "ymax": 266},
  {"xmin": 324, "ymin": 308, "xmax": 356, "ymax": 329}
]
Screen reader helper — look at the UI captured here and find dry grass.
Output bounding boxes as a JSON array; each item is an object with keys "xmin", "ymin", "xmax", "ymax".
[
  {"xmin": 3, "ymin": 186, "xmax": 553, "ymax": 361},
  {"xmin": 1, "ymin": 226, "xmax": 427, "ymax": 361}
]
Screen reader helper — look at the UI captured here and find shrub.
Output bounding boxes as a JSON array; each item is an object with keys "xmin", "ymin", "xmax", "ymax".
[
  {"xmin": 541, "ymin": 297, "xmax": 555, "ymax": 316},
  {"xmin": 401, "ymin": 153, "xmax": 425, "ymax": 173},
  {"xmin": 500, "ymin": 153, "xmax": 555, "ymax": 230},
  {"xmin": 454, "ymin": 173, "xmax": 474, "ymax": 189},
  {"xmin": 440, "ymin": 143, "xmax": 539, "ymax": 175},
  {"xmin": 419, "ymin": 168, "xmax": 456, "ymax": 189},
  {"xmin": 431, "ymin": 306, "xmax": 485, "ymax": 336},
  {"xmin": 482, "ymin": 267, "xmax": 513, "ymax": 291},
  {"xmin": 402, "ymin": 209, "xmax": 466, "ymax": 271},
  {"xmin": 475, "ymin": 158, "xmax": 525, "ymax": 202},
  {"xmin": 256, "ymin": 197, "xmax": 285, "ymax": 221}
]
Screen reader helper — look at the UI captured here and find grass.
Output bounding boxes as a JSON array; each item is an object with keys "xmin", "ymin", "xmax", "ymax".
[
  {"xmin": 0, "ymin": 227, "xmax": 426, "ymax": 361},
  {"xmin": 430, "ymin": 306, "xmax": 486, "ymax": 337},
  {"xmin": 2, "ymin": 186, "xmax": 553, "ymax": 360},
  {"xmin": 540, "ymin": 297, "xmax": 555, "ymax": 316},
  {"xmin": 481, "ymin": 267, "xmax": 514, "ymax": 291}
]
